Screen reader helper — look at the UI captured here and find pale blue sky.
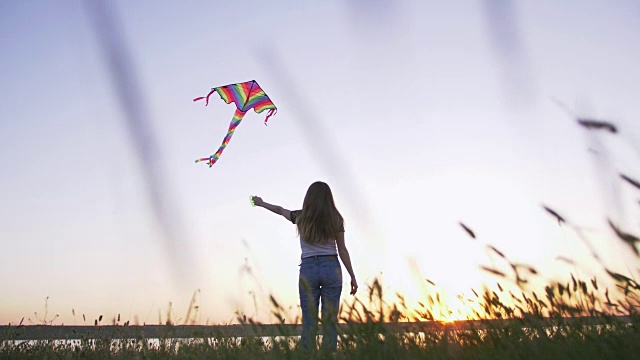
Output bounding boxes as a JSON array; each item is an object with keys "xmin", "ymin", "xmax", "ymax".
[{"xmin": 1, "ymin": 1, "xmax": 639, "ymax": 324}]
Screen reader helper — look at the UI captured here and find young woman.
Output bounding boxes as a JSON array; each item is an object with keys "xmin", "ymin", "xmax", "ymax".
[{"xmin": 252, "ymin": 181, "xmax": 357, "ymax": 352}]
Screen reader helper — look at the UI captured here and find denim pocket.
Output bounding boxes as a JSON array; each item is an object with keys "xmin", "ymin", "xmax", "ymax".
[{"xmin": 320, "ymin": 260, "xmax": 342, "ymax": 288}]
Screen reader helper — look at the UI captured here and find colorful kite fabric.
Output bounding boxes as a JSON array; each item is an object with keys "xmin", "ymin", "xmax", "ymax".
[{"xmin": 193, "ymin": 80, "xmax": 277, "ymax": 167}]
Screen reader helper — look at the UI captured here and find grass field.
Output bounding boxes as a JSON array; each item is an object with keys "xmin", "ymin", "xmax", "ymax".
[{"xmin": 2, "ymin": 267, "xmax": 640, "ymax": 359}]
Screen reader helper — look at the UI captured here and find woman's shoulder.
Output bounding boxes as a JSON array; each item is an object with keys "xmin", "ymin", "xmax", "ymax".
[{"xmin": 290, "ymin": 209, "xmax": 302, "ymax": 224}]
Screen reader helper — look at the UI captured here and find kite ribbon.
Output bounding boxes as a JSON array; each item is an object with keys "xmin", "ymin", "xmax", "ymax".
[
  {"xmin": 263, "ymin": 108, "xmax": 277, "ymax": 125},
  {"xmin": 195, "ymin": 108, "xmax": 247, "ymax": 167},
  {"xmin": 193, "ymin": 89, "xmax": 216, "ymax": 106}
]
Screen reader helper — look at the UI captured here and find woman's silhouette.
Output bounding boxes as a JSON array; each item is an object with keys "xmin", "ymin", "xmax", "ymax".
[{"xmin": 252, "ymin": 181, "xmax": 357, "ymax": 352}]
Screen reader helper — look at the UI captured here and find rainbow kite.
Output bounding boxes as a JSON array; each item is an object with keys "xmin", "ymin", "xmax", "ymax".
[{"xmin": 193, "ymin": 80, "xmax": 277, "ymax": 167}]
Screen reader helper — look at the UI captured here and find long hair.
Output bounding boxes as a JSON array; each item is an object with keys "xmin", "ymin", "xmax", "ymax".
[{"xmin": 297, "ymin": 181, "xmax": 343, "ymax": 244}]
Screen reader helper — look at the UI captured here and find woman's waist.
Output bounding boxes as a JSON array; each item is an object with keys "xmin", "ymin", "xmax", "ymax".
[
  {"xmin": 301, "ymin": 254, "xmax": 338, "ymax": 260},
  {"xmin": 300, "ymin": 239, "xmax": 336, "ymax": 253}
]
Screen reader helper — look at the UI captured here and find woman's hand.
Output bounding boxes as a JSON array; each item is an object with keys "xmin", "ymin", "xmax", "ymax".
[
  {"xmin": 350, "ymin": 278, "xmax": 358, "ymax": 295},
  {"xmin": 252, "ymin": 196, "xmax": 264, "ymax": 207}
]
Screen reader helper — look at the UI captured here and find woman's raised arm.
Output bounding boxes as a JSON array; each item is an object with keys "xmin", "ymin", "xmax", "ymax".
[{"xmin": 252, "ymin": 196, "xmax": 292, "ymax": 222}]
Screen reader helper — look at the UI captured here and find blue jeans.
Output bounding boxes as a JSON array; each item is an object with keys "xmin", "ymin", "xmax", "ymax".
[{"xmin": 299, "ymin": 255, "xmax": 342, "ymax": 352}]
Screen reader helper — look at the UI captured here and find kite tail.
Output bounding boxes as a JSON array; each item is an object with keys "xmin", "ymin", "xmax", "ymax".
[
  {"xmin": 193, "ymin": 88, "xmax": 217, "ymax": 106},
  {"xmin": 194, "ymin": 157, "xmax": 213, "ymax": 166},
  {"xmin": 263, "ymin": 108, "xmax": 277, "ymax": 126},
  {"xmin": 196, "ymin": 109, "xmax": 247, "ymax": 167}
]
